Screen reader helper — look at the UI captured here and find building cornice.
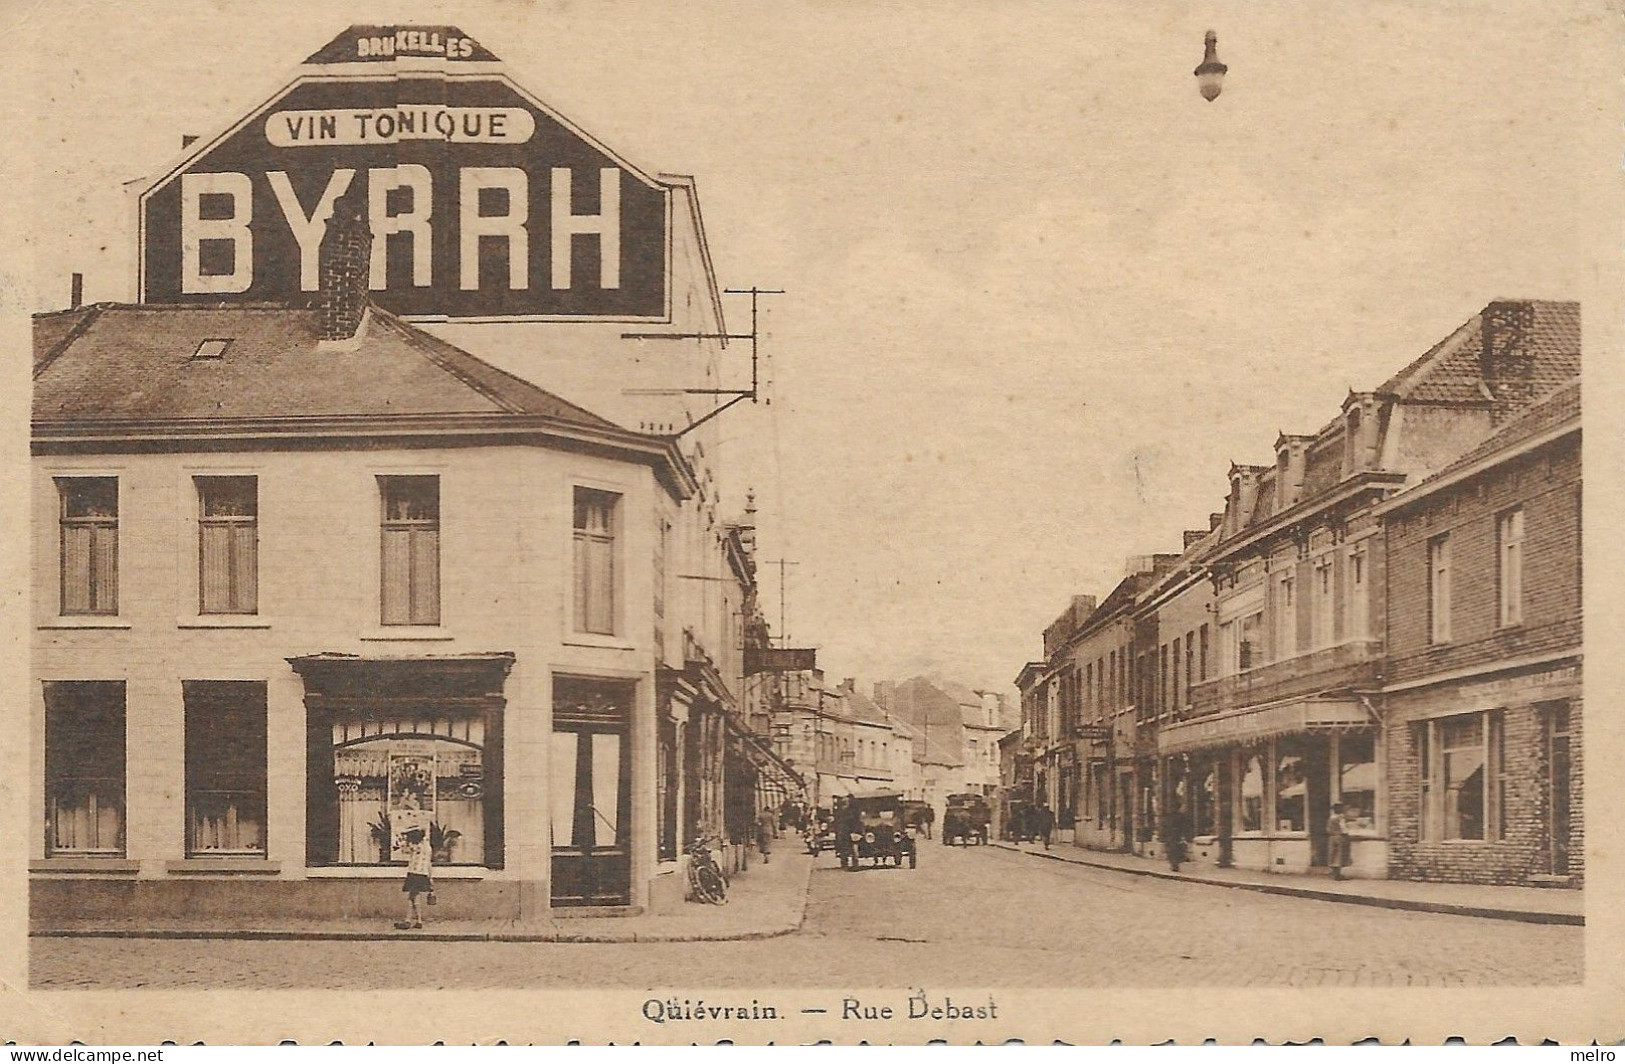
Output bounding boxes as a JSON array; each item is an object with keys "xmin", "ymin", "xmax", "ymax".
[
  {"xmin": 34, "ymin": 412, "xmax": 700, "ymax": 500},
  {"xmin": 1210, "ymin": 470, "xmax": 1407, "ymax": 565}
]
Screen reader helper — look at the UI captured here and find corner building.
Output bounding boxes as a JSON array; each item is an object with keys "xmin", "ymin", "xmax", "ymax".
[{"xmin": 31, "ymin": 24, "xmax": 777, "ymax": 921}]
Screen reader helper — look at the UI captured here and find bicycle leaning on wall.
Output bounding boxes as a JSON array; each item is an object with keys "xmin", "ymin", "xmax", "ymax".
[{"xmin": 686, "ymin": 832, "xmax": 729, "ymax": 904}]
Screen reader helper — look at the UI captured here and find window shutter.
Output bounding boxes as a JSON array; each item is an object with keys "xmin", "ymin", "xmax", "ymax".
[{"xmin": 91, "ymin": 525, "xmax": 117, "ymax": 613}]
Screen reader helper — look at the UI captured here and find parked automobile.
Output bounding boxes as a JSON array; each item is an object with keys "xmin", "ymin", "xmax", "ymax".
[
  {"xmin": 1002, "ymin": 799, "xmax": 1039, "ymax": 842},
  {"xmin": 835, "ymin": 790, "xmax": 917, "ymax": 870},
  {"xmin": 902, "ymin": 799, "xmax": 935, "ymax": 838},
  {"xmin": 805, "ymin": 806, "xmax": 837, "ymax": 855},
  {"xmin": 942, "ymin": 792, "xmax": 991, "ymax": 846}
]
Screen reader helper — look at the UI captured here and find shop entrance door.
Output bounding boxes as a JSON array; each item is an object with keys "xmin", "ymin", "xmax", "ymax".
[
  {"xmin": 551, "ymin": 679, "xmax": 634, "ymax": 907},
  {"xmin": 1545, "ymin": 704, "xmax": 1572, "ymax": 877}
]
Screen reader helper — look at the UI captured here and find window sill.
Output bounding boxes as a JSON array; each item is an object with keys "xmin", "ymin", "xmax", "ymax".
[
  {"xmin": 31, "ymin": 857, "xmax": 140, "ymax": 875},
  {"xmin": 166, "ymin": 858, "xmax": 281, "ymax": 875},
  {"xmin": 563, "ymin": 634, "xmax": 638, "ymax": 651},
  {"xmin": 38, "ymin": 617, "xmax": 131, "ymax": 630},
  {"xmin": 359, "ymin": 626, "xmax": 455, "ymax": 642},
  {"xmin": 178, "ymin": 616, "xmax": 273, "ymax": 629},
  {"xmin": 305, "ymin": 866, "xmax": 488, "ymax": 879}
]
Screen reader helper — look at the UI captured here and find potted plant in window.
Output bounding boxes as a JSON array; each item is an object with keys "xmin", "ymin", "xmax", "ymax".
[
  {"xmin": 368, "ymin": 812, "xmax": 391, "ymax": 864},
  {"xmin": 431, "ymin": 822, "xmax": 462, "ymax": 864}
]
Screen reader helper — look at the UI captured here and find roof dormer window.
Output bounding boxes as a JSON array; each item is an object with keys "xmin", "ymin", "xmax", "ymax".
[{"xmin": 191, "ymin": 338, "xmax": 231, "ymax": 361}]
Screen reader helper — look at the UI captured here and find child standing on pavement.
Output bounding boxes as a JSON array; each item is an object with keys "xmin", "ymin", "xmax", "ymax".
[{"xmin": 396, "ymin": 826, "xmax": 432, "ymax": 930}]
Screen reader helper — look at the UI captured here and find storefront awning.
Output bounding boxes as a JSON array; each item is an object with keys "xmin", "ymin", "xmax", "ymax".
[
  {"xmin": 1158, "ymin": 697, "xmax": 1374, "ymax": 756},
  {"xmin": 724, "ymin": 714, "xmax": 805, "ymax": 796}
]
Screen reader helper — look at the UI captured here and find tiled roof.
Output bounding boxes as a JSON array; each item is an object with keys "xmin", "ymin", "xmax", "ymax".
[
  {"xmin": 32, "ymin": 303, "xmax": 621, "ymax": 430},
  {"xmin": 1374, "ymin": 300, "xmax": 1580, "ymax": 405},
  {"xmin": 845, "ymin": 686, "xmax": 891, "ymax": 726}
]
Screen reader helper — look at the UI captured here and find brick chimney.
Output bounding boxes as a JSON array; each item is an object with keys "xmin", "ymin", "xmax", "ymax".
[
  {"xmin": 317, "ymin": 193, "xmax": 372, "ymax": 343},
  {"xmin": 1184, "ymin": 529, "xmax": 1206, "ymax": 548}
]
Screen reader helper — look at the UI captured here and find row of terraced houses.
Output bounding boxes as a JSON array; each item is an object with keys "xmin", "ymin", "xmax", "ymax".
[{"xmin": 1011, "ymin": 299, "xmax": 1581, "ymax": 887}]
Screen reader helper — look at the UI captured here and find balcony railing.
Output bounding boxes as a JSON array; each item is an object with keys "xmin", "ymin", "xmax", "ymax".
[{"xmin": 1188, "ymin": 639, "xmax": 1382, "ymax": 716}]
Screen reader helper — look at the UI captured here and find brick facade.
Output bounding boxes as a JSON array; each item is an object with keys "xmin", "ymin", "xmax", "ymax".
[{"xmin": 1380, "ymin": 410, "xmax": 1581, "ymax": 885}]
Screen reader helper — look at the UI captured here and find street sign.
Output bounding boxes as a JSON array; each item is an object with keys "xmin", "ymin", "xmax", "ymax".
[{"xmin": 138, "ymin": 25, "xmax": 671, "ymax": 321}]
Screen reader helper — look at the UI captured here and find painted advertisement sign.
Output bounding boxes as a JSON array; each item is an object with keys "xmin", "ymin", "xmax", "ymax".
[{"xmin": 139, "ymin": 27, "xmax": 670, "ymax": 321}]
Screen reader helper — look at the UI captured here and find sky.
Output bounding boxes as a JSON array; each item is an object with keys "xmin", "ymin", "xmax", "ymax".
[{"xmin": 9, "ymin": 0, "xmax": 1618, "ymax": 696}]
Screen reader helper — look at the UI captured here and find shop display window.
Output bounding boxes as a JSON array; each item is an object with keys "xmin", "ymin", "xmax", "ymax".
[
  {"xmin": 1238, "ymin": 749, "xmax": 1265, "ymax": 833},
  {"xmin": 1336, "ymin": 733, "xmax": 1377, "ymax": 832},
  {"xmin": 1416, "ymin": 710, "xmax": 1503, "ymax": 842},
  {"xmin": 1274, "ymin": 738, "xmax": 1307, "ymax": 833},
  {"xmin": 331, "ymin": 717, "xmax": 486, "ymax": 865}
]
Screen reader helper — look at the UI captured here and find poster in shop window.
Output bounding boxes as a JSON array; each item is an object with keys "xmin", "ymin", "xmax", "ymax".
[{"xmin": 387, "ymin": 744, "xmax": 436, "ymax": 861}]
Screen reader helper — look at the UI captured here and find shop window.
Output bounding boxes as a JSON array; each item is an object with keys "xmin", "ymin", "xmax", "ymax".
[
  {"xmin": 1238, "ymin": 749, "xmax": 1265, "ymax": 833},
  {"xmin": 1498, "ymin": 508, "xmax": 1525, "ymax": 627},
  {"xmin": 44, "ymin": 681, "xmax": 125, "ymax": 856},
  {"xmin": 1428, "ymin": 534, "xmax": 1452, "ymax": 643},
  {"xmin": 1274, "ymin": 738, "xmax": 1308, "ymax": 833},
  {"xmin": 184, "ymin": 681, "xmax": 267, "ymax": 856},
  {"xmin": 1193, "ymin": 760, "xmax": 1218, "ymax": 836},
  {"xmin": 197, "ymin": 476, "xmax": 258, "ymax": 614},
  {"xmin": 1417, "ymin": 711, "xmax": 1503, "ymax": 842},
  {"xmin": 1336, "ymin": 733, "xmax": 1377, "ymax": 832},
  {"xmin": 573, "ymin": 488, "xmax": 619, "ymax": 635},
  {"xmin": 330, "ymin": 718, "xmax": 488, "ymax": 866},
  {"xmin": 58, "ymin": 477, "xmax": 118, "ymax": 615},
  {"xmin": 379, "ymin": 475, "xmax": 440, "ymax": 626}
]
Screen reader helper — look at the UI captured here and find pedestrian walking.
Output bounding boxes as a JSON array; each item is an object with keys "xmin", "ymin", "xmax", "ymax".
[
  {"xmin": 395, "ymin": 826, "xmax": 432, "ymax": 930},
  {"xmin": 756, "ymin": 805, "xmax": 777, "ymax": 863},
  {"xmin": 1327, "ymin": 802, "xmax": 1350, "ymax": 880},
  {"xmin": 1036, "ymin": 802, "xmax": 1055, "ymax": 849},
  {"xmin": 1162, "ymin": 800, "xmax": 1189, "ymax": 873},
  {"xmin": 921, "ymin": 803, "xmax": 935, "ymax": 840}
]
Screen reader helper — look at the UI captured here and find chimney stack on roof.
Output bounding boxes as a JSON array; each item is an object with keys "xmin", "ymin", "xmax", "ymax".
[
  {"xmin": 70, "ymin": 273, "xmax": 83, "ymax": 310},
  {"xmin": 317, "ymin": 193, "xmax": 373, "ymax": 343}
]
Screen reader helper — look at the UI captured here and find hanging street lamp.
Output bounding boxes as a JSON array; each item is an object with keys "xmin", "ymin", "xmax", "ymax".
[{"xmin": 1194, "ymin": 30, "xmax": 1228, "ymax": 101}]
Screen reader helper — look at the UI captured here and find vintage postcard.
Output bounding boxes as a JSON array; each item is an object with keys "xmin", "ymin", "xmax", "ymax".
[{"xmin": 0, "ymin": 0, "xmax": 1620, "ymax": 1046}]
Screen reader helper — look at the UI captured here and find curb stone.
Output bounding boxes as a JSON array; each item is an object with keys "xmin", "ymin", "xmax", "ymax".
[{"xmin": 991, "ymin": 841, "xmax": 1583, "ymax": 926}]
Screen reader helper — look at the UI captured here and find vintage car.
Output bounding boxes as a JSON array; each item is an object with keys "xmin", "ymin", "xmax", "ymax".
[
  {"xmin": 835, "ymin": 790, "xmax": 917, "ymax": 870},
  {"xmin": 942, "ymin": 792, "xmax": 992, "ymax": 846},
  {"xmin": 805, "ymin": 807, "xmax": 838, "ymax": 855},
  {"xmin": 901, "ymin": 799, "xmax": 935, "ymax": 838},
  {"xmin": 1002, "ymin": 799, "xmax": 1040, "ymax": 842}
]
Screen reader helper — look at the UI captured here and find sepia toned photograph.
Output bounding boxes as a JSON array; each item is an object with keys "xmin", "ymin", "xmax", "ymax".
[{"xmin": 4, "ymin": 0, "xmax": 1621, "ymax": 1046}]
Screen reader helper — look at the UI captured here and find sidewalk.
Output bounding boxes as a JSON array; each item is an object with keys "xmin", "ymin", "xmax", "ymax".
[
  {"xmin": 30, "ymin": 849, "xmax": 814, "ymax": 943},
  {"xmin": 991, "ymin": 841, "xmax": 1583, "ymax": 926}
]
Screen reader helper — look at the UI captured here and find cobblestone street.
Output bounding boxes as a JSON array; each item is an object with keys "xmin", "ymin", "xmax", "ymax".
[{"xmin": 31, "ymin": 844, "xmax": 1581, "ymax": 990}]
